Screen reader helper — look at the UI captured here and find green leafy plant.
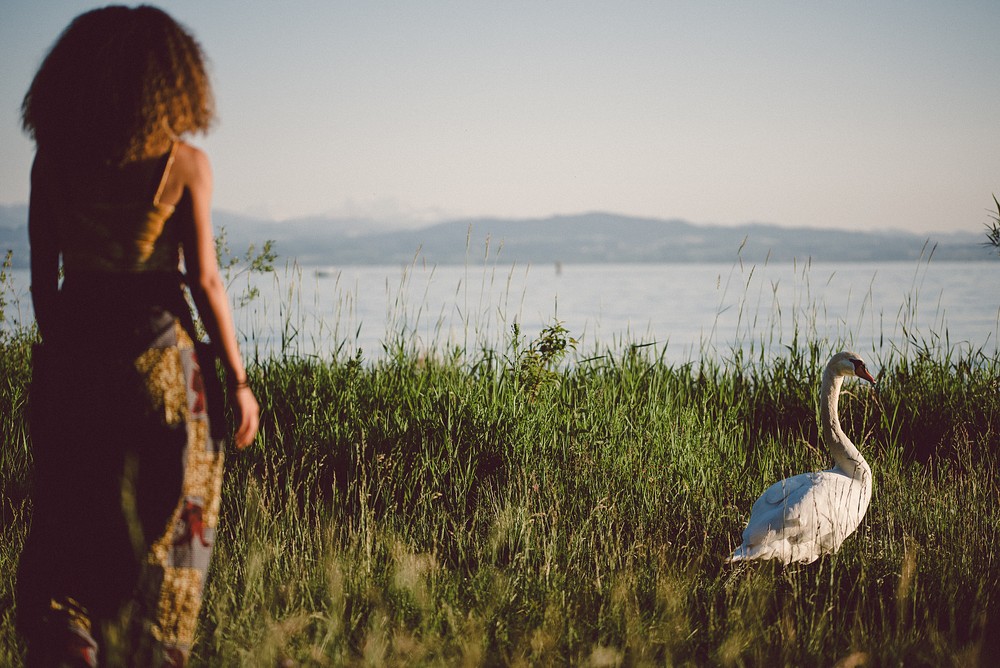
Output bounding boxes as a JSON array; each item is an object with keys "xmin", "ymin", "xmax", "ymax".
[
  {"xmin": 508, "ymin": 319, "xmax": 577, "ymax": 398},
  {"xmin": 986, "ymin": 194, "xmax": 1000, "ymax": 254},
  {"xmin": 214, "ymin": 226, "xmax": 278, "ymax": 307},
  {"xmin": 0, "ymin": 250, "xmax": 12, "ymax": 331}
]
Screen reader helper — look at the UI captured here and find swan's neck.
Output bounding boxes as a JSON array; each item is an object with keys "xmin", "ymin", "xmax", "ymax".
[{"xmin": 820, "ymin": 369, "xmax": 868, "ymax": 477}]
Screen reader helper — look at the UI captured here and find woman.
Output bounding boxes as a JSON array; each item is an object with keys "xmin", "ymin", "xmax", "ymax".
[{"xmin": 17, "ymin": 5, "xmax": 259, "ymax": 666}]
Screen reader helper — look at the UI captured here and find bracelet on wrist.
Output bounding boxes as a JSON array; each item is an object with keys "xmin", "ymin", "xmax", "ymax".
[{"xmin": 232, "ymin": 377, "xmax": 250, "ymax": 390}]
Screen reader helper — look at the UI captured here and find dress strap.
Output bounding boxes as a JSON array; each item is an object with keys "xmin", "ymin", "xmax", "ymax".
[{"xmin": 152, "ymin": 142, "xmax": 179, "ymax": 206}]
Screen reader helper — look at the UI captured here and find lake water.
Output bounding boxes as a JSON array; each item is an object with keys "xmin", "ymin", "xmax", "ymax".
[{"xmin": 5, "ymin": 260, "xmax": 1000, "ymax": 363}]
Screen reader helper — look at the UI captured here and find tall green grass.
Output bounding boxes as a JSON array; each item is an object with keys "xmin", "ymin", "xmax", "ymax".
[{"xmin": 1, "ymin": 257, "xmax": 999, "ymax": 666}]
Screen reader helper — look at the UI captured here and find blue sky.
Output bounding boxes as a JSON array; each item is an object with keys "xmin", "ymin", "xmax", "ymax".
[{"xmin": 2, "ymin": 1, "xmax": 999, "ymax": 233}]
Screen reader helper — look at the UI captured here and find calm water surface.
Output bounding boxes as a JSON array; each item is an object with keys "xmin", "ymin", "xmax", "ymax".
[
  {"xmin": 5, "ymin": 260, "xmax": 999, "ymax": 362},
  {"xmin": 230, "ymin": 259, "xmax": 999, "ymax": 362}
]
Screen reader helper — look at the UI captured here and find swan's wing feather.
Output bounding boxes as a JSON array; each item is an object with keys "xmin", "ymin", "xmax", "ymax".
[
  {"xmin": 781, "ymin": 471, "xmax": 871, "ymax": 553},
  {"xmin": 808, "ymin": 472, "xmax": 870, "ymax": 534},
  {"xmin": 737, "ymin": 471, "xmax": 867, "ymax": 561},
  {"xmin": 762, "ymin": 475, "xmax": 809, "ymax": 505},
  {"xmin": 740, "ymin": 473, "xmax": 816, "ymax": 547}
]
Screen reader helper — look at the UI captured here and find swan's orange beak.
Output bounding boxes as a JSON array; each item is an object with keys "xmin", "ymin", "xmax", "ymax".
[{"xmin": 853, "ymin": 361, "xmax": 876, "ymax": 384}]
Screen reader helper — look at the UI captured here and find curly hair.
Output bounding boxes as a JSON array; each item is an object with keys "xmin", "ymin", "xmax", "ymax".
[{"xmin": 22, "ymin": 5, "xmax": 215, "ymax": 165}]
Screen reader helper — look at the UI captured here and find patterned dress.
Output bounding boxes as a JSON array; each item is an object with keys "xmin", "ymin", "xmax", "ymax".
[{"xmin": 17, "ymin": 143, "xmax": 226, "ymax": 666}]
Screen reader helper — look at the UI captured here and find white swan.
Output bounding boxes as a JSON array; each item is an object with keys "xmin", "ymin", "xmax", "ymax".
[{"xmin": 727, "ymin": 351, "xmax": 877, "ymax": 564}]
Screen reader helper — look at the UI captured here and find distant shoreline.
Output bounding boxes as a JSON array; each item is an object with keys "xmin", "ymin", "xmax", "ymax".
[{"xmin": 2, "ymin": 205, "xmax": 996, "ymax": 268}]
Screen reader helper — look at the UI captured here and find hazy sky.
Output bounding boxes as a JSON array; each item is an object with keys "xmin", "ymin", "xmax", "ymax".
[{"xmin": 2, "ymin": 1, "xmax": 999, "ymax": 233}]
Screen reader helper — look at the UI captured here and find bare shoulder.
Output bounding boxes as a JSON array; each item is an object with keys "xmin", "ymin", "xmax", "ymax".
[
  {"xmin": 159, "ymin": 141, "xmax": 213, "ymax": 210},
  {"xmin": 173, "ymin": 142, "xmax": 213, "ymax": 186}
]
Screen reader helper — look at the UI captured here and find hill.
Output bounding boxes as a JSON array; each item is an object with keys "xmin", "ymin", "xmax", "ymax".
[
  {"xmin": 210, "ymin": 210, "xmax": 996, "ymax": 265},
  {"xmin": 1, "ymin": 205, "xmax": 993, "ymax": 268}
]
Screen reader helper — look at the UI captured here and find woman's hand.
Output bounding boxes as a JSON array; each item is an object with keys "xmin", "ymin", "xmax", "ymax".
[{"xmin": 233, "ymin": 386, "xmax": 260, "ymax": 449}]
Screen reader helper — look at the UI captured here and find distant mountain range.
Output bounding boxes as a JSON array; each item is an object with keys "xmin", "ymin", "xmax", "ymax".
[{"xmin": 2, "ymin": 204, "xmax": 995, "ymax": 269}]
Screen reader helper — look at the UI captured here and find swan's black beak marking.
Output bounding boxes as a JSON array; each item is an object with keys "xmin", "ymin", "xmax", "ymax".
[{"xmin": 851, "ymin": 359, "xmax": 876, "ymax": 384}]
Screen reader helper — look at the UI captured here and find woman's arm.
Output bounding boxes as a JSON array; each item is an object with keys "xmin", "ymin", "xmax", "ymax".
[
  {"xmin": 174, "ymin": 144, "xmax": 259, "ymax": 449},
  {"xmin": 28, "ymin": 153, "xmax": 62, "ymax": 342}
]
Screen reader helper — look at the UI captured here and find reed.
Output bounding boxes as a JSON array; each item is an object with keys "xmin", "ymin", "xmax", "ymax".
[{"xmin": 0, "ymin": 256, "xmax": 998, "ymax": 666}]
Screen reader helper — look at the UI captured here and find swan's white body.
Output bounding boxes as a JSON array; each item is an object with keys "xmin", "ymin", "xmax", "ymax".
[{"xmin": 728, "ymin": 352, "xmax": 876, "ymax": 564}]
